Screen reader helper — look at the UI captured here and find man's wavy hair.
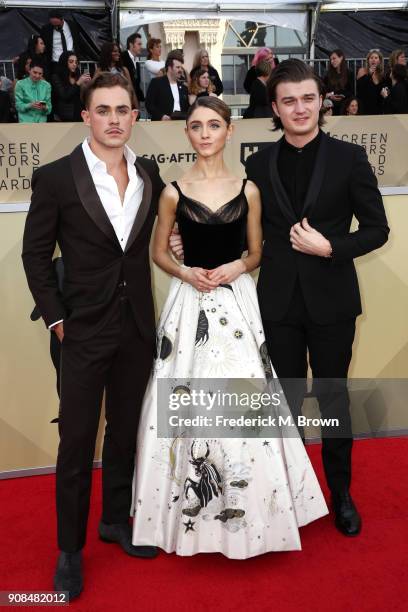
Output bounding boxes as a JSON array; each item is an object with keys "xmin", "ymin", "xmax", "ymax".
[
  {"xmin": 81, "ymin": 72, "xmax": 137, "ymax": 110},
  {"xmin": 266, "ymin": 59, "xmax": 325, "ymax": 131}
]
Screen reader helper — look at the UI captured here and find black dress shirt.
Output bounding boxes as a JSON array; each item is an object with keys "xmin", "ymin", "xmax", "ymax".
[{"xmin": 277, "ymin": 130, "xmax": 321, "ymax": 219}]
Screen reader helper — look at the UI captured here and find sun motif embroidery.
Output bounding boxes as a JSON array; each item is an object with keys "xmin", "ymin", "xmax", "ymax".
[{"xmin": 195, "ymin": 336, "xmax": 241, "ymax": 376}]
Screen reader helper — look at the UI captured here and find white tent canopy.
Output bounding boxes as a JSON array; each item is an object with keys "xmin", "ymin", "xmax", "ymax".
[
  {"xmin": 121, "ymin": 13, "xmax": 308, "ymax": 33},
  {"xmin": 3, "ymin": 0, "xmax": 406, "ymax": 14},
  {"xmin": 1, "ymin": 1, "xmax": 106, "ymax": 7},
  {"xmin": 120, "ymin": 1, "xmax": 408, "ymax": 33},
  {"xmin": 3, "ymin": 1, "xmax": 406, "ymax": 42},
  {"xmin": 120, "ymin": 2, "xmax": 311, "ymax": 32}
]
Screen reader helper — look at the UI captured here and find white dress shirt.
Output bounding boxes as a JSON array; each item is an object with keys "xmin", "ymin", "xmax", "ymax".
[
  {"xmin": 49, "ymin": 138, "xmax": 144, "ymax": 328},
  {"xmin": 170, "ymin": 82, "xmax": 181, "ymax": 112},
  {"xmin": 81, "ymin": 138, "xmax": 144, "ymax": 249},
  {"xmin": 127, "ymin": 49, "xmax": 139, "ymax": 69},
  {"xmin": 52, "ymin": 21, "xmax": 74, "ymax": 62}
]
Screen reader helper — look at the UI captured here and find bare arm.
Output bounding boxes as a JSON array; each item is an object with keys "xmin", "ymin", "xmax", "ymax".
[{"xmin": 152, "ymin": 184, "xmax": 185, "ymax": 279}]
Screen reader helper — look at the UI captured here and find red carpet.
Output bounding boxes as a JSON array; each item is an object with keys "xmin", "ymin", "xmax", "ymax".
[{"xmin": 1, "ymin": 438, "xmax": 407, "ymax": 611}]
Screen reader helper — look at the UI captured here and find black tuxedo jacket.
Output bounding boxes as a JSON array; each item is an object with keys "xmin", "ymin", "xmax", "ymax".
[
  {"xmin": 145, "ymin": 75, "xmax": 189, "ymax": 121},
  {"xmin": 246, "ymin": 132, "xmax": 389, "ymax": 324},
  {"xmin": 243, "ymin": 79, "xmax": 273, "ymax": 119},
  {"xmin": 22, "ymin": 146, "xmax": 165, "ymax": 342},
  {"xmin": 40, "ymin": 20, "xmax": 81, "ymax": 61},
  {"xmin": 121, "ymin": 51, "xmax": 145, "ymax": 102}
]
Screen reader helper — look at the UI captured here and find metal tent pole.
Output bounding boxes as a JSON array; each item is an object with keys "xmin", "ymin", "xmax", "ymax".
[{"xmin": 309, "ymin": 1, "xmax": 322, "ymax": 61}]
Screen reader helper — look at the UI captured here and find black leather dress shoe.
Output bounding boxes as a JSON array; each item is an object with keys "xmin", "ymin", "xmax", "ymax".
[
  {"xmin": 332, "ymin": 492, "xmax": 362, "ymax": 536},
  {"xmin": 53, "ymin": 551, "xmax": 83, "ymax": 601},
  {"xmin": 99, "ymin": 521, "xmax": 158, "ymax": 558}
]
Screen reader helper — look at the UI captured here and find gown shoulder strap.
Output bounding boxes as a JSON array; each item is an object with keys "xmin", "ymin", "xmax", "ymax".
[{"xmin": 171, "ymin": 180, "xmax": 183, "ymax": 197}]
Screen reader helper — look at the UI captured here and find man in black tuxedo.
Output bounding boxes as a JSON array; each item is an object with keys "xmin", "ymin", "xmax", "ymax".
[
  {"xmin": 245, "ymin": 60, "xmax": 389, "ymax": 536},
  {"xmin": 121, "ymin": 32, "xmax": 145, "ymax": 105},
  {"xmin": 145, "ymin": 50, "xmax": 189, "ymax": 121},
  {"xmin": 22, "ymin": 72, "xmax": 165, "ymax": 600},
  {"xmin": 40, "ymin": 9, "xmax": 81, "ymax": 69}
]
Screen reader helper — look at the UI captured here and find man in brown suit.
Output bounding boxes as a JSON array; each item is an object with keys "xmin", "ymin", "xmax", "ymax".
[{"xmin": 22, "ymin": 72, "xmax": 164, "ymax": 600}]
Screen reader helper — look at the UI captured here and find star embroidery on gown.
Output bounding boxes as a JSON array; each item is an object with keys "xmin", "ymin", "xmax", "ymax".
[{"xmin": 183, "ymin": 519, "xmax": 195, "ymax": 533}]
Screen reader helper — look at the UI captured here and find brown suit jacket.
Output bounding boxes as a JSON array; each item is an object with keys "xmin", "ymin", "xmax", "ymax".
[{"xmin": 22, "ymin": 145, "xmax": 165, "ymax": 341}]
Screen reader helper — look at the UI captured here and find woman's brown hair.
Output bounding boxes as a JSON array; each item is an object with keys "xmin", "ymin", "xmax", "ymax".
[
  {"xmin": 327, "ymin": 49, "xmax": 349, "ymax": 91},
  {"xmin": 189, "ymin": 69, "xmax": 215, "ymax": 95},
  {"xmin": 186, "ymin": 96, "xmax": 231, "ymax": 125},
  {"xmin": 146, "ymin": 38, "xmax": 161, "ymax": 60}
]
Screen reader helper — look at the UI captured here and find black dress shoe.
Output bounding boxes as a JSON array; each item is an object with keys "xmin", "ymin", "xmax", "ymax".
[
  {"xmin": 53, "ymin": 551, "xmax": 83, "ymax": 601},
  {"xmin": 332, "ymin": 492, "xmax": 362, "ymax": 536},
  {"xmin": 99, "ymin": 521, "xmax": 158, "ymax": 558}
]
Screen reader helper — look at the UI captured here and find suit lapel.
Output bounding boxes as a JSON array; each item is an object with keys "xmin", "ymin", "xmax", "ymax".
[
  {"xmin": 124, "ymin": 159, "xmax": 152, "ymax": 253},
  {"xmin": 164, "ymin": 76, "xmax": 173, "ymax": 110},
  {"xmin": 70, "ymin": 145, "xmax": 121, "ymax": 248},
  {"xmin": 301, "ymin": 131, "xmax": 328, "ymax": 218},
  {"xmin": 268, "ymin": 138, "xmax": 298, "ymax": 226}
]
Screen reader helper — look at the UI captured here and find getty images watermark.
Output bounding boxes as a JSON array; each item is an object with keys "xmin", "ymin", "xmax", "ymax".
[
  {"xmin": 157, "ymin": 378, "xmax": 408, "ymax": 439},
  {"xmin": 167, "ymin": 387, "xmax": 337, "ymax": 428},
  {"xmin": 157, "ymin": 378, "xmax": 350, "ymax": 439}
]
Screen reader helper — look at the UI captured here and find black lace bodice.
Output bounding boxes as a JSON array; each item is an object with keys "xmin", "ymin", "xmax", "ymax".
[{"xmin": 173, "ymin": 180, "xmax": 248, "ymax": 269}]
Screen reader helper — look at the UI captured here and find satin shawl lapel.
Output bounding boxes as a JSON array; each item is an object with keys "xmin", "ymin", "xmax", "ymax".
[
  {"xmin": 69, "ymin": 145, "xmax": 120, "ymax": 248},
  {"xmin": 268, "ymin": 138, "xmax": 298, "ymax": 226},
  {"xmin": 165, "ymin": 76, "xmax": 173, "ymax": 108},
  {"xmin": 300, "ymin": 131, "xmax": 329, "ymax": 219},
  {"xmin": 124, "ymin": 159, "xmax": 152, "ymax": 253}
]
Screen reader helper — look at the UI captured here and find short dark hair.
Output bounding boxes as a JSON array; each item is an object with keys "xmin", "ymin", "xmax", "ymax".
[
  {"xmin": 126, "ymin": 32, "xmax": 142, "ymax": 49},
  {"xmin": 165, "ymin": 50, "xmax": 183, "ymax": 71},
  {"xmin": 29, "ymin": 60, "xmax": 44, "ymax": 72},
  {"xmin": 186, "ymin": 96, "xmax": 231, "ymax": 126},
  {"xmin": 49, "ymin": 9, "xmax": 63, "ymax": 20},
  {"xmin": 81, "ymin": 71, "xmax": 137, "ymax": 109},
  {"xmin": 266, "ymin": 59, "xmax": 325, "ymax": 130}
]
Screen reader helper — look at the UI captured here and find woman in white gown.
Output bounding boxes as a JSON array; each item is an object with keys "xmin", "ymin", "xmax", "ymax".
[{"xmin": 132, "ymin": 97, "xmax": 328, "ymax": 558}]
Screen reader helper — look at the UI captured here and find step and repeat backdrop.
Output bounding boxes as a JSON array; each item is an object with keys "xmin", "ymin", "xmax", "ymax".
[
  {"xmin": 0, "ymin": 117, "xmax": 407, "ymax": 474},
  {"xmin": 1, "ymin": 116, "xmax": 408, "ymax": 208}
]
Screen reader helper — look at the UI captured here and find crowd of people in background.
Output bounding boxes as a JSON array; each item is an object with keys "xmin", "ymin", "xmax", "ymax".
[{"xmin": 0, "ymin": 8, "xmax": 407, "ymax": 123}]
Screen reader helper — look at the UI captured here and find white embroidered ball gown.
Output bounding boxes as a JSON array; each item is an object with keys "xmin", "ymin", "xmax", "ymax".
[{"xmin": 131, "ymin": 180, "xmax": 328, "ymax": 559}]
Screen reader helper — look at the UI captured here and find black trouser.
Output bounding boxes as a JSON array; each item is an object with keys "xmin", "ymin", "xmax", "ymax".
[
  {"xmin": 56, "ymin": 297, "xmax": 154, "ymax": 552},
  {"xmin": 262, "ymin": 284, "xmax": 356, "ymax": 495}
]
